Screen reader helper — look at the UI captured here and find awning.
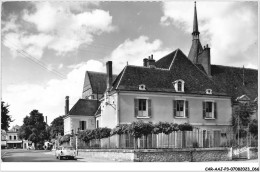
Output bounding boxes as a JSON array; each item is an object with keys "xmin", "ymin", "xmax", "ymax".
[{"xmin": 7, "ymin": 140, "xmax": 22, "ymax": 144}]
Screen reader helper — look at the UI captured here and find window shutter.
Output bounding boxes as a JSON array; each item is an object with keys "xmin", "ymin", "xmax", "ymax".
[
  {"xmin": 185, "ymin": 101, "xmax": 189, "ymax": 118},
  {"xmin": 173, "ymin": 100, "xmax": 177, "ymax": 117},
  {"xmin": 214, "ymin": 102, "xmax": 217, "ymax": 119},
  {"xmin": 134, "ymin": 99, "xmax": 138, "ymax": 117},
  {"xmin": 203, "ymin": 102, "xmax": 206, "ymax": 119},
  {"xmin": 84, "ymin": 121, "xmax": 86, "ymax": 130},
  {"xmin": 79, "ymin": 121, "xmax": 81, "ymax": 130},
  {"xmin": 148, "ymin": 99, "xmax": 152, "ymax": 117}
]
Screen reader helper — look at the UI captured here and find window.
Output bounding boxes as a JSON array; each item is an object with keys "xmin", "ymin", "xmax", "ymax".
[
  {"xmin": 173, "ymin": 79, "xmax": 185, "ymax": 92},
  {"xmin": 173, "ymin": 100, "xmax": 189, "ymax": 118},
  {"xmin": 14, "ymin": 136, "xmax": 16, "ymax": 140},
  {"xmin": 206, "ymin": 102, "xmax": 213, "ymax": 118},
  {"xmin": 138, "ymin": 99, "xmax": 147, "ymax": 117},
  {"xmin": 206, "ymin": 89, "xmax": 212, "ymax": 94},
  {"xmin": 139, "ymin": 99, "xmax": 146, "ymax": 111},
  {"xmin": 176, "ymin": 100, "xmax": 184, "ymax": 117},
  {"xmin": 134, "ymin": 98, "xmax": 151, "ymax": 118},
  {"xmin": 177, "ymin": 82, "xmax": 182, "ymax": 92},
  {"xmin": 96, "ymin": 120, "xmax": 99, "ymax": 128},
  {"xmin": 79, "ymin": 121, "xmax": 87, "ymax": 130},
  {"xmin": 139, "ymin": 84, "xmax": 146, "ymax": 90},
  {"xmin": 203, "ymin": 101, "xmax": 217, "ymax": 119},
  {"xmin": 9, "ymin": 136, "xmax": 12, "ymax": 140}
]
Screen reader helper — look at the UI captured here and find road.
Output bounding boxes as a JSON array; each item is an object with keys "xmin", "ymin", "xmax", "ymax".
[
  {"xmin": 2, "ymin": 149, "xmax": 258, "ymax": 163},
  {"xmin": 1, "ymin": 149, "xmax": 85, "ymax": 162},
  {"xmin": 1, "ymin": 149, "xmax": 118, "ymax": 162}
]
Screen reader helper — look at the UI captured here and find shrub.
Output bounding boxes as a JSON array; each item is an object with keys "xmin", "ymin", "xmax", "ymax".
[
  {"xmin": 178, "ymin": 123, "xmax": 193, "ymax": 131},
  {"xmin": 170, "ymin": 123, "xmax": 179, "ymax": 131},
  {"xmin": 59, "ymin": 134, "xmax": 72, "ymax": 144},
  {"xmin": 92, "ymin": 127, "xmax": 112, "ymax": 139},
  {"xmin": 153, "ymin": 122, "xmax": 179, "ymax": 135},
  {"xmin": 99, "ymin": 127, "xmax": 112, "ymax": 139},
  {"xmin": 111, "ymin": 124, "xmax": 129, "ymax": 136},
  {"xmin": 78, "ymin": 130, "xmax": 94, "ymax": 142},
  {"xmin": 128, "ymin": 121, "xmax": 154, "ymax": 138}
]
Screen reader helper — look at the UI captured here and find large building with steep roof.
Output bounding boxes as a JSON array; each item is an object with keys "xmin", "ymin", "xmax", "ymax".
[{"xmin": 64, "ymin": 2, "xmax": 257, "ymax": 147}]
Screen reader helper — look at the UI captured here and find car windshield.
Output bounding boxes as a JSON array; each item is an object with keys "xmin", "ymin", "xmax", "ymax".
[{"xmin": 63, "ymin": 147, "xmax": 74, "ymax": 150}]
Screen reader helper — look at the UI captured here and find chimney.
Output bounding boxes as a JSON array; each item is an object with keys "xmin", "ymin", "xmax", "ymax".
[
  {"xmin": 198, "ymin": 45, "xmax": 211, "ymax": 76},
  {"xmin": 106, "ymin": 61, "xmax": 113, "ymax": 91},
  {"xmin": 147, "ymin": 54, "xmax": 156, "ymax": 67},
  {"xmin": 65, "ymin": 96, "xmax": 69, "ymax": 115},
  {"xmin": 143, "ymin": 58, "xmax": 148, "ymax": 67}
]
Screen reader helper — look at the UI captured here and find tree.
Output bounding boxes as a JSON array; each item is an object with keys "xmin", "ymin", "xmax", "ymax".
[
  {"xmin": 1, "ymin": 101, "xmax": 13, "ymax": 131},
  {"xmin": 249, "ymin": 119, "xmax": 258, "ymax": 138},
  {"xmin": 231, "ymin": 102, "xmax": 256, "ymax": 146},
  {"xmin": 49, "ymin": 116, "xmax": 64, "ymax": 139},
  {"xmin": 18, "ymin": 110, "xmax": 48, "ymax": 149}
]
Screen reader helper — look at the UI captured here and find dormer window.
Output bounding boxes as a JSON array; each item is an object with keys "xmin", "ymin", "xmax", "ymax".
[
  {"xmin": 206, "ymin": 89, "xmax": 212, "ymax": 94},
  {"xmin": 139, "ymin": 84, "xmax": 146, "ymax": 91},
  {"xmin": 173, "ymin": 79, "xmax": 184, "ymax": 92}
]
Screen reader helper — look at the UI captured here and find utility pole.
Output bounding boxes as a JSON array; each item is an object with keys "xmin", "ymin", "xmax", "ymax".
[{"xmin": 237, "ymin": 112, "xmax": 240, "ymax": 158}]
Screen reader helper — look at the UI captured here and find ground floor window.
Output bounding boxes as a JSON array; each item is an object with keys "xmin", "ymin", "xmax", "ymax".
[{"xmin": 79, "ymin": 121, "xmax": 87, "ymax": 130}]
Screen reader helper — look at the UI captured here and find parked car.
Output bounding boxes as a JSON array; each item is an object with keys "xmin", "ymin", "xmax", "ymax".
[{"xmin": 55, "ymin": 146, "xmax": 76, "ymax": 160}]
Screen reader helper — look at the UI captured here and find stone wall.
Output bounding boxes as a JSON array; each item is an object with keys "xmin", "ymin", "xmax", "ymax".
[
  {"xmin": 135, "ymin": 149, "xmax": 190, "ymax": 162},
  {"xmin": 192, "ymin": 148, "xmax": 231, "ymax": 162},
  {"xmin": 78, "ymin": 148, "xmax": 232, "ymax": 162}
]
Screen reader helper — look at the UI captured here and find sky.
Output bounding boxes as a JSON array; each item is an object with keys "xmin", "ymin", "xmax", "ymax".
[{"xmin": 1, "ymin": 1, "xmax": 258, "ymax": 127}]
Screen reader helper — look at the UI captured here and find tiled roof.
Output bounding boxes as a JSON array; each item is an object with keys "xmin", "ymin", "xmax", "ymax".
[
  {"xmin": 188, "ymin": 39, "xmax": 203, "ymax": 63},
  {"xmin": 83, "ymin": 71, "xmax": 117, "ymax": 94},
  {"xmin": 195, "ymin": 64, "xmax": 207, "ymax": 74},
  {"xmin": 211, "ymin": 65, "xmax": 258, "ymax": 101},
  {"xmin": 113, "ymin": 49, "xmax": 226, "ymax": 96},
  {"xmin": 66, "ymin": 99, "xmax": 99, "ymax": 116},
  {"xmin": 154, "ymin": 50, "xmax": 177, "ymax": 69}
]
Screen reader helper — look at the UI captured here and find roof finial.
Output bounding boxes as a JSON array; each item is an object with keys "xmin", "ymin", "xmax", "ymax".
[{"xmin": 193, "ymin": 1, "xmax": 199, "ymax": 35}]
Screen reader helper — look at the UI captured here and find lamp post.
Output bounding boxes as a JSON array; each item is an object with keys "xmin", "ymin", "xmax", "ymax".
[{"xmin": 75, "ymin": 128, "xmax": 79, "ymax": 156}]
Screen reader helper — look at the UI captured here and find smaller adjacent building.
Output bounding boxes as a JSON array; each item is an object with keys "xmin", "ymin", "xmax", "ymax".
[
  {"xmin": 63, "ymin": 97, "xmax": 99, "ymax": 135},
  {"xmin": 6, "ymin": 125, "xmax": 23, "ymax": 149}
]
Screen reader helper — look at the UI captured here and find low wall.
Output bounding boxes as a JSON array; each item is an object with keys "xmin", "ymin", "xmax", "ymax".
[
  {"xmin": 78, "ymin": 148, "xmax": 232, "ymax": 162},
  {"xmin": 78, "ymin": 149, "xmax": 134, "ymax": 162}
]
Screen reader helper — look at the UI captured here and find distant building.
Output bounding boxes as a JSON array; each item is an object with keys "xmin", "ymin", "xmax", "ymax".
[
  {"xmin": 1, "ymin": 130, "xmax": 7, "ymax": 148},
  {"xmin": 6, "ymin": 125, "xmax": 23, "ymax": 149}
]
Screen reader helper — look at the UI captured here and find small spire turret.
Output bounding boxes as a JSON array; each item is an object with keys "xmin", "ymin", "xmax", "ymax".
[{"xmin": 192, "ymin": 1, "xmax": 200, "ymax": 37}]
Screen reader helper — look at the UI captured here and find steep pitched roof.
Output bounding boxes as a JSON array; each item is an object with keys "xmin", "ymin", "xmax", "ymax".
[
  {"xmin": 188, "ymin": 39, "xmax": 203, "ymax": 63},
  {"xmin": 154, "ymin": 50, "xmax": 177, "ymax": 69},
  {"xmin": 113, "ymin": 49, "xmax": 226, "ymax": 96},
  {"xmin": 193, "ymin": 2, "xmax": 199, "ymax": 34},
  {"xmin": 83, "ymin": 71, "xmax": 117, "ymax": 95},
  {"xmin": 66, "ymin": 99, "xmax": 99, "ymax": 117},
  {"xmin": 211, "ymin": 65, "xmax": 258, "ymax": 101}
]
